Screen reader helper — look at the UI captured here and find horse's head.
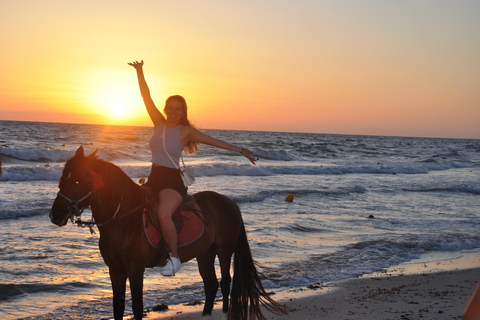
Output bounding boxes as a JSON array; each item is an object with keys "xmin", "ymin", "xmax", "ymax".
[{"xmin": 50, "ymin": 146, "xmax": 104, "ymax": 226}]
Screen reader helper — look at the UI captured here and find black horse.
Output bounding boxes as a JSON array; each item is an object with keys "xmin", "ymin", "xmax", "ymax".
[{"xmin": 50, "ymin": 147, "xmax": 286, "ymax": 319}]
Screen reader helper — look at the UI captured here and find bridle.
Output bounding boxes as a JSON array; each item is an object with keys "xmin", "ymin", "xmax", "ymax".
[
  {"xmin": 55, "ymin": 169, "xmax": 103, "ymax": 227},
  {"xmin": 57, "ymin": 189, "xmax": 96, "ymax": 223}
]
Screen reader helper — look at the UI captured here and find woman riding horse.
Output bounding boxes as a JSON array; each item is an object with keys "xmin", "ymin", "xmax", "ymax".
[
  {"xmin": 50, "ymin": 147, "xmax": 286, "ymax": 319},
  {"xmin": 128, "ymin": 60, "xmax": 256, "ymax": 276}
]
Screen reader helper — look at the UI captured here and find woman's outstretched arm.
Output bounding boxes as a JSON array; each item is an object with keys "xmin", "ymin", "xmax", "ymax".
[
  {"xmin": 182, "ymin": 126, "xmax": 257, "ymax": 165},
  {"xmin": 128, "ymin": 60, "xmax": 165, "ymax": 127}
]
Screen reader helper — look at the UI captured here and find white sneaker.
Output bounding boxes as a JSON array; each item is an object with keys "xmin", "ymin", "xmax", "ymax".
[{"xmin": 161, "ymin": 255, "xmax": 182, "ymax": 276}]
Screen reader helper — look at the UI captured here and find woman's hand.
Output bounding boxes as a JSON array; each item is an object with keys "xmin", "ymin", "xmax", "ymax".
[
  {"xmin": 241, "ymin": 148, "xmax": 257, "ymax": 165},
  {"xmin": 128, "ymin": 60, "xmax": 144, "ymax": 70}
]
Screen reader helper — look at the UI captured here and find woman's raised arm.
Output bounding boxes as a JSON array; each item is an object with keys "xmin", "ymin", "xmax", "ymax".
[{"xmin": 128, "ymin": 60, "xmax": 165, "ymax": 127}]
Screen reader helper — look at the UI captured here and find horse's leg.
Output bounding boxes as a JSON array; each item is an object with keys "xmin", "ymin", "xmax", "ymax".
[
  {"xmin": 109, "ymin": 267, "xmax": 127, "ymax": 320},
  {"xmin": 218, "ymin": 250, "xmax": 234, "ymax": 315},
  {"xmin": 129, "ymin": 268, "xmax": 145, "ymax": 319},
  {"xmin": 196, "ymin": 244, "xmax": 219, "ymax": 318}
]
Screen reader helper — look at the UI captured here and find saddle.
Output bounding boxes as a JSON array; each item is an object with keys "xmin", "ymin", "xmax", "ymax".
[{"xmin": 142, "ymin": 187, "xmax": 205, "ymax": 267}]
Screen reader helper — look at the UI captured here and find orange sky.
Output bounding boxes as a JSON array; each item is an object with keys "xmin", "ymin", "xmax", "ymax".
[{"xmin": 1, "ymin": 1, "xmax": 479, "ymax": 138}]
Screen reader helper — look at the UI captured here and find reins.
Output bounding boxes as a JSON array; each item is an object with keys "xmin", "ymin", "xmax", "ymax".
[{"xmin": 74, "ymin": 202, "xmax": 147, "ymax": 233}]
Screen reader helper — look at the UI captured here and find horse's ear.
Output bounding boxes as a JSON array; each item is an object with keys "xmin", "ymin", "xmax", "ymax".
[
  {"xmin": 75, "ymin": 146, "xmax": 85, "ymax": 158},
  {"xmin": 87, "ymin": 149, "xmax": 98, "ymax": 161}
]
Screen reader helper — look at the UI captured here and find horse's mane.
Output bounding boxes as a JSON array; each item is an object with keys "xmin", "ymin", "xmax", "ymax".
[
  {"xmin": 91, "ymin": 158, "xmax": 144, "ymax": 202},
  {"xmin": 87, "ymin": 158, "xmax": 147, "ymax": 237},
  {"xmin": 93, "ymin": 158, "xmax": 140, "ymax": 190}
]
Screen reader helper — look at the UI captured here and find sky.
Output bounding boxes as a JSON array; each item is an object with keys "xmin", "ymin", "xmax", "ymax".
[{"xmin": 1, "ymin": 1, "xmax": 479, "ymax": 139}]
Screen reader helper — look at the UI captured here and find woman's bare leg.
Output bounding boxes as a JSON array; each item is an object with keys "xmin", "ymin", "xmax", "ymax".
[{"xmin": 158, "ymin": 188, "xmax": 183, "ymax": 257}]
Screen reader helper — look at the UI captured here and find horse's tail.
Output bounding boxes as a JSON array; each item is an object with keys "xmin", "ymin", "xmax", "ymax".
[{"xmin": 229, "ymin": 223, "xmax": 287, "ymax": 320}]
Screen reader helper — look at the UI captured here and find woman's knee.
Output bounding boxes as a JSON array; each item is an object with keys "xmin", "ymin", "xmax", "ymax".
[{"xmin": 157, "ymin": 208, "xmax": 173, "ymax": 221}]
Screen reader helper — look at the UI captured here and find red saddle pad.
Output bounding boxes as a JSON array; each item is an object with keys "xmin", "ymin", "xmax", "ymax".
[{"xmin": 143, "ymin": 203, "xmax": 204, "ymax": 249}]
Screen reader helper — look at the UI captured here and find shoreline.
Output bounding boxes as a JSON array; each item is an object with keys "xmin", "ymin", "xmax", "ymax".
[{"xmin": 145, "ymin": 252, "xmax": 480, "ymax": 319}]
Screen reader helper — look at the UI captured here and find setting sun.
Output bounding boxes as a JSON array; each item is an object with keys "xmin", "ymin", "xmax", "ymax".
[
  {"xmin": 94, "ymin": 89, "xmax": 136, "ymax": 123},
  {"xmin": 108, "ymin": 96, "xmax": 128, "ymax": 117},
  {"xmin": 79, "ymin": 69, "xmax": 148, "ymax": 125}
]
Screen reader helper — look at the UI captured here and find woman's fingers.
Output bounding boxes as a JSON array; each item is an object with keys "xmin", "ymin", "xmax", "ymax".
[
  {"xmin": 243, "ymin": 148, "xmax": 257, "ymax": 165},
  {"xmin": 128, "ymin": 60, "xmax": 144, "ymax": 68}
]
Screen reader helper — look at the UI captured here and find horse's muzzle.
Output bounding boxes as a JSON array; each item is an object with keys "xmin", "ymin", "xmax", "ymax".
[
  {"xmin": 50, "ymin": 208, "xmax": 69, "ymax": 226},
  {"xmin": 50, "ymin": 198, "xmax": 71, "ymax": 227}
]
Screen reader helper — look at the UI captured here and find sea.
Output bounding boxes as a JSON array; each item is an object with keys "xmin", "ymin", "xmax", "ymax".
[{"xmin": 1, "ymin": 120, "xmax": 479, "ymax": 319}]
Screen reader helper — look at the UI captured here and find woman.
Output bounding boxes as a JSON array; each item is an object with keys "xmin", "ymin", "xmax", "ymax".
[{"xmin": 128, "ymin": 60, "xmax": 256, "ymax": 276}]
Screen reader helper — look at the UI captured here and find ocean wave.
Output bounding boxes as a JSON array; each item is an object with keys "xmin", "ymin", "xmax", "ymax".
[
  {"xmin": 0, "ymin": 146, "xmax": 74, "ymax": 163},
  {"xmin": 0, "ymin": 146, "xmax": 147, "ymax": 165},
  {"xmin": 0, "ymin": 284, "xmax": 24, "ymax": 300},
  {"xmin": 253, "ymin": 148, "xmax": 291, "ymax": 161},
  {"xmin": 276, "ymin": 233, "xmax": 480, "ymax": 286},
  {"xmin": 193, "ymin": 162, "xmax": 267, "ymax": 177},
  {"xmin": 0, "ymin": 208, "xmax": 48, "ymax": 220},
  {"xmin": 200, "ymin": 159, "xmax": 463, "ymax": 177},
  {"xmin": 0, "ymin": 159, "xmax": 464, "ymax": 182},
  {"xmin": 0, "ymin": 281, "xmax": 94, "ymax": 301},
  {"xmin": 403, "ymin": 183, "xmax": 480, "ymax": 195},
  {"xmin": 336, "ymin": 160, "xmax": 463, "ymax": 175},
  {"xmin": 1, "ymin": 165, "xmax": 64, "ymax": 181},
  {"xmin": 282, "ymin": 223, "xmax": 329, "ymax": 233},
  {"xmin": 261, "ymin": 160, "xmax": 463, "ymax": 176},
  {"xmin": 349, "ymin": 234, "xmax": 480, "ymax": 253}
]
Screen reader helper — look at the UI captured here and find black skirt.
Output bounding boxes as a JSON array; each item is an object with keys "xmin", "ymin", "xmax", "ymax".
[{"xmin": 144, "ymin": 165, "xmax": 187, "ymax": 198}]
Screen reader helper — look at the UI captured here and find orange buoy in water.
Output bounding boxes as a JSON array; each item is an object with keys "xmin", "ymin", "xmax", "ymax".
[{"xmin": 285, "ymin": 194, "xmax": 294, "ymax": 202}]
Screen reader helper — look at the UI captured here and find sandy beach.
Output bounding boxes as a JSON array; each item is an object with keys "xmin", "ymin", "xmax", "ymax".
[{"xmin": 144, "ymin": 254, "xmax": 480, "ymax": 320}]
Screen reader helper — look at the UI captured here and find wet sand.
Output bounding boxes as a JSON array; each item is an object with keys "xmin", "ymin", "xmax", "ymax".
[{"xmin": 145, "ymin": 254, "xmax": 480, "ymax": 320}]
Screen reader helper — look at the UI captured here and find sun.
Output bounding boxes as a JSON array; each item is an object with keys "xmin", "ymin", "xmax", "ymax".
[
  {"xmin": 93, "ymin": 86, "xmax": 139, "ymax": 124},
  {"xmin": 109, "ymin": 97, "xmax": 128, "ymax": 117},
  {"xmin": 102, "ymin": 94, "xmax": 132, "ymax": 122},
  {"xmin": 83, "ymin": 70, "xmax": 151, "ymax": 125}
]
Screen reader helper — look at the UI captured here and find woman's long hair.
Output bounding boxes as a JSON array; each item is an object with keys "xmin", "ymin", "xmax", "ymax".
[{"xmin": 165, "ymin": 95, "xmax": 199, "ymax": 155}]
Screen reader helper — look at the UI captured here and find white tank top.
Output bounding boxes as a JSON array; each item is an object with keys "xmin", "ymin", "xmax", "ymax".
[{"xmin": 149, "ymin": 123, "xmax": 184, "ymax": 168}]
